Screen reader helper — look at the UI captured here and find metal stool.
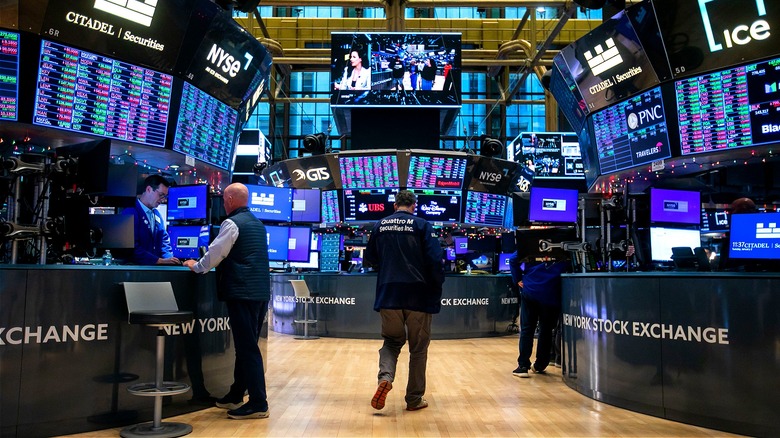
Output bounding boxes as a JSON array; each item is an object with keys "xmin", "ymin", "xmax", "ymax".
[
  {"xmin": 122, "ymin": 282, "xmax": 193, "ymax": 438},
  {"xmin": 289, "ymin": 279, "xmax": 319, "ymax": 340}
]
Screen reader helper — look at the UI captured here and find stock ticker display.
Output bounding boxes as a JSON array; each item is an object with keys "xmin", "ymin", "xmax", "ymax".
[
  {"xmin": 676, "ymin": 57, "xmax": 780, "ymax": 155},
  {"xmin": 406, "ymin": 155, "xmax": 467, "ymax": 189},
  {"xmin": 34, "ymin": 40, "xmax": 172, "ymax": 147},
  {"xmin": 462, "ymin": 191, "xmax": 507, "ymax": 227},
  {"xmin": 338, "ymin": 155, "xmax": 399, "ymax": 189},
  {"xmin": 321, "ymin": 190, "xmax": 341, "ymax": 223},
  {"xmin": 0, "ymin": 30, "xmax": 19, "ymax": 121},
  {"xmin": 172, "ymin": 81, "xmax": 238, "ymax": 170},
  {"xmin": 591, "ymin": 86, "xmax": 671, "ymax": 174}
]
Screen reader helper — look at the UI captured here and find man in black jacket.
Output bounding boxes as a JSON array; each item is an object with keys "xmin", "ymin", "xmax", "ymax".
[
  {"xmin": 364, "ymin": 190, "xmax": 444, "ymax": 412},
  {"xmin": 183, "ymin": 183, "xmax": 271, "ymax": 419}
]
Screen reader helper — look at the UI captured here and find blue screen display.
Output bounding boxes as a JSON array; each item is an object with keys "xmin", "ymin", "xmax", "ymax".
[
  {"xmin": 528, "ymin": 187, "xmax": 579, "ymax": 223},
  {"xmin": 168, "ymin": 225, "xmax": 210, "ymax": 259},
  {"xmin": 167, "ymin": 184, "xmax": 208, "ymax": 221},
  {"xmin": 291, "ymin": 188, "xmax": 322, "ymax": 223},
  {"xmin": 288, "ymin": 227, "xmax": 312, "ymax": 263},
  {"xmin": 729, "ymin": 212, "xmax": 780, "ymax": 260},
  {"xmin": 247, "ymin": 185, "xmax": 292, "ymax": 222},
  {"xmin": 266, "ymin": 225, "xmax": 289, "ymax": 261}
]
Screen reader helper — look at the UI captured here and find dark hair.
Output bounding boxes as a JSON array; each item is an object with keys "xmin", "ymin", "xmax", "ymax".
[
  {"xmin": 395, "ymin": 190, "xmax": 416, "ymax": 207},
  {"xmin": 350, "ymin": 44, "xmax": 366, "ymax": 63},
  {"xmin": 143, "ymin": 175, "xmax": 170, "ymax": 192}
]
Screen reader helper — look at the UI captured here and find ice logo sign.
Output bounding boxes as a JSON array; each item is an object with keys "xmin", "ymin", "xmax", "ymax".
[
  {"xmin": 698, "ymin": 0, "xmax": 770, "ymax": 53},
  {"xmin": 583, "ymin": 38, "xmax": 623, "ymax": 76},
  {"xmin": 94, "ymin": 0, "xmax": 157, "ymax": 27}
]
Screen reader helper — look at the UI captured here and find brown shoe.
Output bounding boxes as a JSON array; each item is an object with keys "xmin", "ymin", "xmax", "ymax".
[
  {"xmin": 406, "ymin": 397, "xmax": 428, "ymax": 411},
  {"xmin": 371, "ymin": 380, "xmax": 392, "ymax": 410}
]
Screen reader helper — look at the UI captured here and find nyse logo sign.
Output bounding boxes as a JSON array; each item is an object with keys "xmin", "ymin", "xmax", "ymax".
[
  {"xmin": 94, "ymin": 0, "xmax": 156, "ymax": 27},
  {"xmin": 663, "ymin": 200, "xmax": 689, "ymax": 213},
  {"xmin": 699, "ymin": 0, "xmax": 770, "ymax": 53},
  {"xmin": 292, "ymin": 167, "xmax": 330, "ymax": 182},
  {"xmin": 206, "ymin": 44, "xmax": 254, "ymax": 82},
  {"xmin": 584, "ymin": 38, "xmax": 623, "ymax": 76},
  {"xmin": 542, "ymin": 199, "xmax": 566, "ymax": 211}
]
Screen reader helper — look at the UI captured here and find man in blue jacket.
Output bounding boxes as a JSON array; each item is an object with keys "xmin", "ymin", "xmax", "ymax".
[
  {"xmin": 364, "ymin": 190, "xmax": 444, "ymax": 412},
  {"xmin": 124, "ymin": 175, "xmax": 180, "ymax": 265}
]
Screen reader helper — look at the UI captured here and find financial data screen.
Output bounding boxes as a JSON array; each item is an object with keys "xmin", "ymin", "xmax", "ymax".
[
  {"xmin": 406, "ymin": 155, "xmax": 467, "ymax": 189},
  {"xmin": 338, "ymin": 155, "xmax": 399, "ymax": 189},
  {"xmin": 0, "ymin": 31, "xmax": 19, "ymax": 121},
  {"xmin": 462, "ymin": 191, "xmax": 507, "ymax": 227},
  {"xmin": 321, "ymin": 190, "xmax": 341, "ymax": 223}
]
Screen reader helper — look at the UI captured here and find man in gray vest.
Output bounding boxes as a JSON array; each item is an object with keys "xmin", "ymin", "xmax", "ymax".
[{"xmin": 184, "ymin": 182, "xmax": 270, "ymax": 419}]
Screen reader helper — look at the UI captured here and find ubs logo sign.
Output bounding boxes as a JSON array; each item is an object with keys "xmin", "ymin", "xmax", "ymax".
[
  {"xmin": 699, "ymin": 0, "xmax": 770, "ymax": 52},
  {"xmin": 94, "ymin": 0, "xmax": 156, "ymax": 27},
  {"xmin": 292, "ymin": 167, "xmax": 330, "ymax": 182}
]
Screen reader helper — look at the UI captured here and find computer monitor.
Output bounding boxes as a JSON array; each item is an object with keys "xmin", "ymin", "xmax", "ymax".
[
  {"xmin": 528, "ymin": 187, "xmax": 579, "ymax": 224},
  {"xmin": 265, "ymin": 225, "xmax": 312, "ymax": 262},
  {"xmin": 247, "ymin": 185, "xmax": 293, "ymax": 222},
  {"xmin": 649, "ymin": 227, "xmax": 702, "ymax": 262},
  {"xmin": 650, "ymin": 188, "xmax": 701, "ymax": 225},
  {"xmin": 89, "ymin": 214, "xmax": 135, "ymax": 250},
  {"xmin": 453, "ymin": 236, "xmax": 469, "ymax": 254},
  {"xmin": 291, "ymin": 188, "xmax": 322, "ymax": 223},
  {"xmin": 168, "ymin": 225, "xmax": 210, "ymax": 259},
  {"xmin": 290, "ymin": 252, "xmax": 320, "ymax": 270},
  {"xmin": 167, "ymin": 184, "xmax": 209, "ymax": 222},
  {"xmin": 728, "ymin": 212, "xmax": 780, "ymax": 260},
  {"xmin": 497, "ymin": 253, "xmax": 512, "ymax": 272}
]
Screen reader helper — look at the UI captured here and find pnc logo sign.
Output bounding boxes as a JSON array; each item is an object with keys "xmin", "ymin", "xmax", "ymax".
[
  {"xmin": 94, "ymin": 0, "xmax": 156, "ymax": 27},
  {"xmin": 699, "ymin": 0, "xmax": 770, "ymax": 53},
  {"xmin": 292, "ymin": 167, "xmax": 331, "ymax": 182},
  {"xmin": 627, "ymin": 104, "xmax": 663, "ymax": 130}
]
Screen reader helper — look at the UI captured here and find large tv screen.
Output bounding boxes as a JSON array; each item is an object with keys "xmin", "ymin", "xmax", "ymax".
[
  {"xmin": 168, "ymin": 224, "xmax": 210, "ymax": 259},
  {"xmin": 291, "ymin": 188, "xmax": 322, "ymax": 224},
  {"xmin": 321, "ymin": 190, "xmax": 341, "ymax": 224},
  {"xmin": 649, "ymin": 188, "xmax": 701, "ymax": 224},
  {"xmin": 167, "ymin": 184, "xmax": 208, "ymax": 222},
  {"xmin": 411, "ymin": 189, "xmax": 462, "ymax": 224},
  {"xmin": 331, "ymin": 32, "xmax": 461, "ymax": 107},
  {"xmin": 528, "ymin": 187, "xmax": 579, "ymax": 223},
  {"xmin": 511, "ymin": 132, "xmax": 584, "ymax": 179},
  {"xmin": 338, "ymin": 153, "xmax": 400, "ymax": 189},
  {"xmin": 34, "ymin": 40, "xmax": 172, "ymax": 148},
  {"xmin": 650, "ymin": 227, "xmax": 702, "ymax": 262},
  {"xmin": 406, "ymin": 153, "xmax": 467, "ymax": 189},
  {"xmin": 247, "ymin": 185, "xmax": 292, "ymax": 223},
  {"xmin": 342, "ymin": 188, "xmax": 398, "ymax": 222},
  {"xmin": 591, "ymin": 86, "xmax": 672, "ymax": 174},
  {"xmin": 462, "ymin": 191, "xmax": 507, "ymax": 227},
  {"xmin": 729, "ymin": 212, "xmax": 780, "ymax": 260},
  {"xmin": 0, "ymin": 30, "xmax": 19, "ymax": 121}
]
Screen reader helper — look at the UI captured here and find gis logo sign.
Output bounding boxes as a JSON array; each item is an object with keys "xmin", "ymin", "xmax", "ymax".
[
  {"xmin": 292, "ymin": 167, "xmax": 330, "ymax": 182},
  {"xmin": 94, "ymin": 0, "xmax": 156, "ymax": 27},
  {"xmin": 583, "ymin": 38, "xmax": 623, "ymax": 76},
  {"xmin": 699, "ymin": 0, "xmax": 770, "ymax": 52}
]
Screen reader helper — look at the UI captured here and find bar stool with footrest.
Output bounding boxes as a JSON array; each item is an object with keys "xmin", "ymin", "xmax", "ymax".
[
  {"xmin": 289, "ymin": 279, "xmax": 319, "ymax": 340},
  {"xmin": 121, "ymin": 282, "xmax": 193, "ymax": 438}
]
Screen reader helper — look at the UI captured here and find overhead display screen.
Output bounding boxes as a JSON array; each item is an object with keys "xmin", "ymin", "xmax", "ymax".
[
  {"xmin": 512, "ymin": 132, "xmax": 584, "ymax": 179},
  {"xmin": 36, "ymin": 0, "xmax": 194, "ymax": 73},
  {"xmin": 548, "ymin": 60, "xmax": 589, "ymax": 132},
  {"xmin": 321, "ymin": 190, "xmax": 341, "ymax": 224},
  {"xmin": 342, "ymin": 188, "xmax": 398, "ymax": 222},
  {"xmin": 338, "ymin": 154, "xmax": 399, "ymax": 189},
  {"xmin": 591, "ymin": 86, "xmax": 672, "ymax": 174},
  {"xmin": 653, "ymin": 0, "xmax": 780, "ymax": 79},
  {"xmin": 462, "ymin": 191, "xmax": 507, "ymax": 227},
  {"xmin": 410, "ymin": 189, "xmax": 462, "ymax": 223},
  {"xmin": 172, "ymin": 81, "xmax": 238, "ymax": 170},
  {"xmin": 676, "ymin": 56, "xmax": 780, "ymax": 155},
  {"xmin": 463, "ymin": 156, "xmax": 519, "ymax": 194},
  {"xmin": 0, "ymin": 30, "xmax": 19, "ymax": 121},
  {"xmin": 247, "ymin": 185, "xmax": 292, "ymax": 223},
  {"xmin": 34, "ymin": 40, "xmax": 172, "ymax": 147},
  {"xmin": 557, "ymin": 9, "xmax": 661, "ymax": 114},
  {"xmin": 406, "ymin": 154, "xmax": 467, "ymax": 189}
]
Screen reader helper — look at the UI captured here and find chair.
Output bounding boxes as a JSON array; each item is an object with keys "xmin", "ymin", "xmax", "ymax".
[
  {"xmin": 121, "ymin": 282, "xmax": 193, "ymax": 438},
  {"xmin": 289, "ymin": 279, "xmax": 319, "ymax": 340}
]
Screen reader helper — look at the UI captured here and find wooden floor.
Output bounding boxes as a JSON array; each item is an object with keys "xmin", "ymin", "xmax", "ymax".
[{"xmin": 61, "ymin": 332, "xmax": 739, "ymax": 438}]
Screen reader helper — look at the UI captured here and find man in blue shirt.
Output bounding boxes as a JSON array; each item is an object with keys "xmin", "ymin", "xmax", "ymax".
[{"xmin": 124, "ymin": 175, "xmax": 180, "ymax": 265}]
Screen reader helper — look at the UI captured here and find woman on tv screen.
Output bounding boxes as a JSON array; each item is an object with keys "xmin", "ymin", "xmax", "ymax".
[{"xmin": 336, "ymin": 45, "xmax": 371, "ymax": 90}]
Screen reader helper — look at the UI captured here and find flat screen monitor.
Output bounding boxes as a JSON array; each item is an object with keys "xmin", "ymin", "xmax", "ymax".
[
  {"xmin": 548, "ymin": 60, "xmax": 588, "ymax": 132},
  {"xmin": 701, "ymin": 208, "xmax": 730, "ymax": 233},
  {"xmin": 55, "ymin": 139, "xmax": 112, "ymax": 195},
  {"xmin": 172, "ymin": 81, "xmax": 239, "ymax": 171},
  {"xmin": 342, "ymin": 188, "xmax": 398, "ymax": 222},
  {"xmin": 516, "ymin": 227, "xmax": 577, "ymax": 261},
  {"xmin": 168, "ymin": 225, "xmax": 210, "ymax": 259},
  {"xmin": 591, "ymin": 86, "xmax": 672, "ymax": 175},
  {"xmin": 445, "ymin": 247, "xmax": 456, "ymax": 261},
  {"xmin": 89, "ymin": 214, "xmax": 134, "ymax": 249},
  {"xmin": 650, "ymin": 227, "xmax": 701, "ymax": 262},
  {"xmin": 330, "ymin": 32, "xmax": 461, "ymax": 107},
  {"xmin": 406, "ymin": 153, "xmax": 467, "ymax": 189},
  {"xmin": 291, "ymin": 188, "xmax": 322, "ymax": 223},
  {"xmin": 290, "ymin": 252, "xmax": 319, "ymax": 270},
  {"xmin": 0, "ymin": 30, "xmax": 20, "ymax": 121},
  {"xmin": 247, "ymin": 185, "xmax": 292, "ymax": 222},
  {"xmin": 321, "ymin": 190, "xmax": 341, "ymax": 224},
  {"xmin": 453, "ymin": 236, "xmax": 469, "ymax": 255},
  {"xmin": 338, "ymin": 154, "xmax": 399, "ymax": 189},
  {"xmin": 167, "ymin": 184, "xmax": 208, "ymax": 222},
  {"xmin": 462, "ymin": 191, "xmax": 507, "ymax": 227},
  {"xmin": 265, "ymin": 225, "xmax": 289, "ymax": 261},
  {"xmin": 497, "ymin": 253, "xmax": 512, "ymax": 272},
  {"xmin": 287, "ymin": 226, "xmax": 313, "ymax": 263},
  {"xmin": 411, "ymin": 189, "xmax": 461, "ymax": 224},
  {"xmin": 728, "ymin": 212, "xmax": 780, "ymax": 260},
  {"xmin": 528, "ymin": 187, "xmax": 579, "ymax": 224},
  {"xmin": 650, "ymin": 188, "xmax": 701, "ymax": 224},
  {"xmin": 34, "ymin": 40, "xmax": 172, "ymax": 148},
  {"xmin": 512, "ymin": 132, "xmax": 584, "ymax": 179}
]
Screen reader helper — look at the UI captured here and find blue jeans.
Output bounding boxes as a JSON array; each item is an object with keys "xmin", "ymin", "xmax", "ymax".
[
  {"xmin": 517, "ymin": 295, "xmax": 559, "ymax": 371},
  {"xmin": 225, "ymin": 300, "xmax": 268, "ymax": 410}
]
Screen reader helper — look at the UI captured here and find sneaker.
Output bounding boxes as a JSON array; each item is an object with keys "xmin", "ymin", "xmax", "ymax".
[
  {"xmin": 531, "ymin": 364, "xmax": 547, "ymax": 374},
  {"xmin": 406, "ymin": 397, "xmax": 428, "ymax": 411},
  {"xmin": 216, "ymin": 395, "xmax": 244, "ymax": 410},
  {"xmin": 371, "ymin": 380, "xmax": 392, "ymax": 410},
  {"xmin": 227, "ymin": 404, "xmax": 269, "ymax": 420},
  {"xmin": 512, "ymin": 366, "xmax": 530, "ymax": 378}
]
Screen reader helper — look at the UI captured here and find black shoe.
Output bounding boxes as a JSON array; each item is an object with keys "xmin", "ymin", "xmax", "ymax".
[
  {"xmin": 188, "ymin": 395, "xmax": 218, "ymax": 406},
  {"xmin": 532, "ymin": 363, "xmax": 547, "ymax": 374},
  {"xmin": 512, "ymin": 366, "xmax": 530, "ymax": 378},
  {"xmin": 216, "ymin": 395, "xmax": 244, "ymax": 410},
  {"xmin": 227, "ymin": 404, "xmax": 269, "ymax": 420}
]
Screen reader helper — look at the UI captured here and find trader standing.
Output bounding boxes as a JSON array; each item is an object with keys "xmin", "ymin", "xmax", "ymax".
[
  {"xmin": 124, "ymin": 175, "xmax": 180, "ymax": 265},
  {"xmin": 183, "ymin": 182, "xmax": 271, "ymax": 420},
  {"xmin": 364, "ymin": 190, "xmax": 444, "ymax": 411}
]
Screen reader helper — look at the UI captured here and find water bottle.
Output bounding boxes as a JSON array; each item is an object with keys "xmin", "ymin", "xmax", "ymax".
[
  {"xmin": 102, "ymin": 250, "xmax": 113, "ymax": 266},
  {"xmin": 466, "ymin": 264, "xmax": 472, "ymax": 275}
]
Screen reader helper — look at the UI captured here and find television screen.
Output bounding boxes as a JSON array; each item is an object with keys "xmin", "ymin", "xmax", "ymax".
[
  {"xmin": 0, "ymin": 30, "xmax": 19, "ymax": 121},
  {"xmin": 445, "ymin": 247, "xmax": 456, "ymax": 261},
  {"xmin": 548, "ymin": 60, "xmax": 588, "ymax": 132},
  {"xmin": 265, "ymin": 225, "xmax": 289, "ymax": 262},
  {"xmin": 283, "ymin": 155, "xmax": 339, "ymax": 190},
  {"xmin": 247, "ymin": 185, "xmax": 292, "ymax": 222},
  {"xmin": 321, "ymin": 190, "xmax": 341, "ymax": 223},
  {"xmin": 291, "ymin": 188, "xmax": 322, "ymax": 223},
  {"xmin": 168, "ymin": 224, "xmax": 210, "ymax": 259},
  {"xmin": 453, "ymin": 236, "xmax": 469, "ymax": 255},
  {"xmin": 676, "ymin": 56, "xmax": 780, "ymax": 156},
  {"xmin": 462, "ymin": 191, "xmax": 507, "ymax": 227},
  {"xmin": 287, "ymin": 226, "xmax": 313, "ymax": 263},
  {"xmin": 464, "ymin": 156, "xmax": 519, "ymax": 194},
  {"xmin": 89, "ymin": 214, "xmax": 135, "ymax": 250},
  {"xmin": 338, "ymin": 154, "xmax": 400, "ymax": 189},
  {"xmin": 290, "ymin": 252, "xmax": 319, "ymax": 270},
  {"xmin": 701, "ymin": 208, "xmax": 730, "ymax": 233},
  {"xmin": 171, "ymin": 81, "xmax": 239, "ymax": 170},
  {"xmin": 342, "ymin": 188, "xmax": 398, "ymax": 222},
  {"xmin": 528, "ymin": 187, "xmax": 579, "ymax": 223},
  {"xmin": 650, "ymin": 227, "xmax": 701, "ymax": 262},
  {"xmin": 650, "ymin": 188, "xmax": 701, "ymax": 224},
  {"xmin": 166, "ymin": 184, "xmax": 208, "ymax": 222},
  {"xmin": 497, "ymin": 253, "xmax": 512, "ymax": 272},
  {"xmin": 54, "ymin": 139, "xmax": 112, "ymax": 195},
  {"xmin": 591, "ymin": 86, "xmax": 672, "ymax": 174},
  {"xmin": 331, "ymin": 32, "xmax": 461, "ymax": 107},
  {"xmin": 406, "ymin": 153, "xmax": 468, "ymax": 189},
  {"xmin": 411, "ymin": 189, "xmax": 461, "ymax": 224},
  {"xmin": 729, "ymin": 212, "xmax": 780, "ymax": 260},
  {"xmin": 34, "ymin": 40, "xmax": 172, "ymax": 148},
  {"xmin": 512, "ymin": 132, "xmax": 584, "ymax": 179}
]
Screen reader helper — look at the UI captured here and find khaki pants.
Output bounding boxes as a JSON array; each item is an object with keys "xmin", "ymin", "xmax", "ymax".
[{"xmin": 377, "ymin": 309, "xmax": 432, "ymax": 405}]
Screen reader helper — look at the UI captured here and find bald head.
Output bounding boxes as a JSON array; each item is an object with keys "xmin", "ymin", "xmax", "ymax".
[{"xmin": 224, "ymin": 183, "xmax": 249, "ymax": 215}]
